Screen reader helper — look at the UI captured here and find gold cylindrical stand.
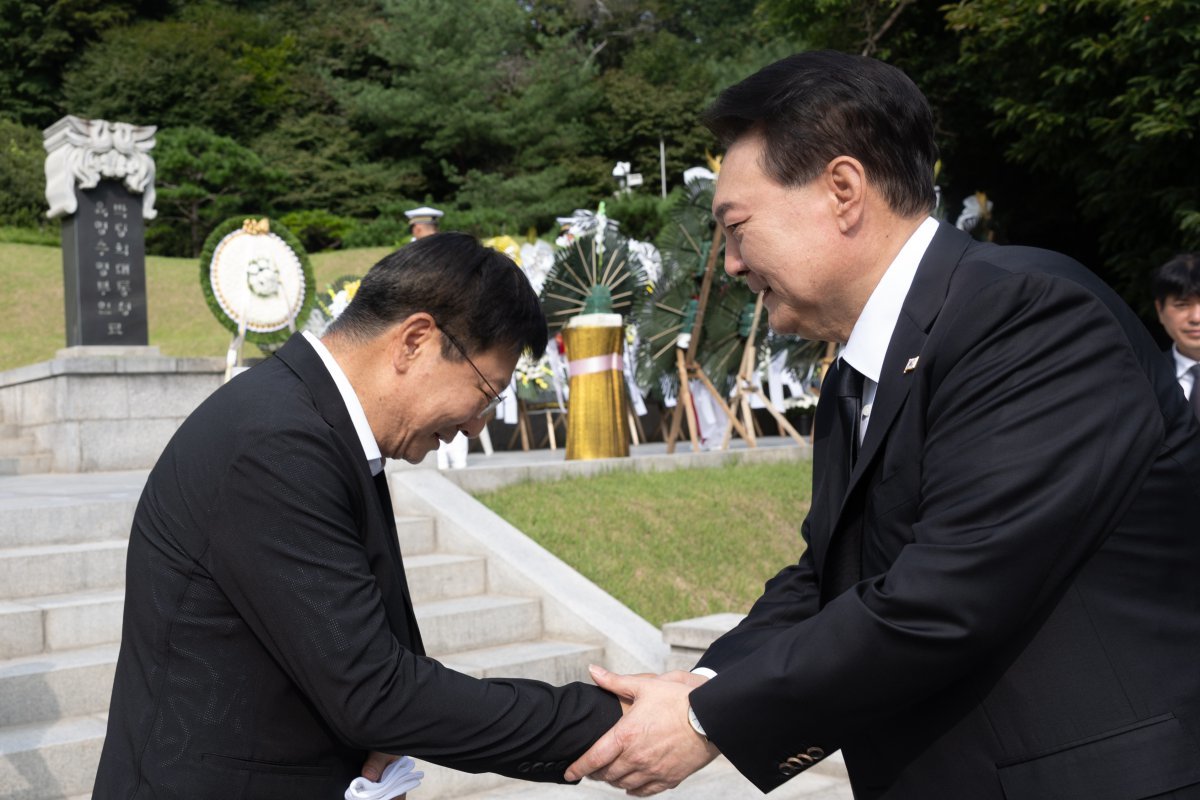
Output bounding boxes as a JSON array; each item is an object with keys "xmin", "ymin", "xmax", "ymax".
[{"xmin": 564, "ymin": 313, "xmax": 629, "ymax": 460}]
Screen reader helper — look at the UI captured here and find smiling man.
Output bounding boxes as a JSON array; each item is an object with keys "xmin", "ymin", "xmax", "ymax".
[
  {"xmin": 567, "ymin": 50, "xmax": 1200, "ymax": 799},
  {"xmin": 1153, "ymin": 253, "xmax": 1200, "ymax": 422},
  {"xmin": 94, "ymin": 233, "xmax": 620, "ymax": 799}
]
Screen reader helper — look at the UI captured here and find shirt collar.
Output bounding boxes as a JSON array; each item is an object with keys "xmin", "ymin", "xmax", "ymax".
[
  {"xmin": 1171, "ymin": 343, "xmax": 1199, "ymax": 378},
  {"xmin": 302, "ymin": 330, "xmax": 385, "ymax": 476},
  {"xmin": 842, "ymin": 217, "xmax": 940, "ymax": 383}
]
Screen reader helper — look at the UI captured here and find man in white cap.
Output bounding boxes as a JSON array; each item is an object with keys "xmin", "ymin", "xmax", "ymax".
[{"xmin": 404, "ymin": 206, "xmax": 443, "ymax": 240}]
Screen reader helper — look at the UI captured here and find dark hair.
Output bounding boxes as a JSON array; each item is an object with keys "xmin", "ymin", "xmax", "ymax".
[
  {"xmin": 327, "ymin": 232, "xmax": 548, "ymax": 358},
  {"xmin": 1152, "ymin": 253, "xmax": 1200, "ymax": 304},
  {"xmin": 702, "ymin": 50, "xmax": 937, "ymax": 218}
]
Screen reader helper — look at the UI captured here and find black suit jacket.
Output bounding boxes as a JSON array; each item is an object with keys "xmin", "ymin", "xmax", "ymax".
[
  {"xmin": 692, "ymin": 224, "xmax": 1200, "ymax": 799},
  {"xmin": 94, "ymin": 335, "xmax": 619, "ymax": 799}
]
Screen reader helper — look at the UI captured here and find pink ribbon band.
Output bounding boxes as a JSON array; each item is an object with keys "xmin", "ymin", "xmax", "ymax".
[{"xmin": 568, "ymin": 354, "xmax": 624, "ymax": 377}]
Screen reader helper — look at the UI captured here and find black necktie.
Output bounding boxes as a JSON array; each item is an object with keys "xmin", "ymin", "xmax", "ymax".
[
  {"xmin": 824, "ymin": 358, "xmax": 865, "ymax": 597},
  {"xmin": 1189, "ymin": 364, "xmax": 1200, "ymax": 423},
  {"xmin": 838, "ymin": 360, "xmax": 866, "ymax": 470}
]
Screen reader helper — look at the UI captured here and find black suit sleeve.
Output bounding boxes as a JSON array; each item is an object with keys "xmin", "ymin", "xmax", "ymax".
[
  {"xmin": 201, "ymin": 425, "xmax": 619, "ymax": 781},
  {"xmin": 690, "ymin": 270, "xmax": 1166, "ymax": 791}
]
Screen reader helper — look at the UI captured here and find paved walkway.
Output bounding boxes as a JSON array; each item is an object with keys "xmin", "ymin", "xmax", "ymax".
[{"xmin": 0, "ymin": 468, "xmax": 147, "ymax": 506}]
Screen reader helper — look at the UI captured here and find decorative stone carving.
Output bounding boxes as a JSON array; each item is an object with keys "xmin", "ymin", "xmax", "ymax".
[{"xmin": 43, "ymin": 115, "xmax": 158, "ymax": 220}]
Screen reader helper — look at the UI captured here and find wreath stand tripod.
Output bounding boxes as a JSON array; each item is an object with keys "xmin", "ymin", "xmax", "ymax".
[
  {"xmin": 663, "ymin": 226, "xmax": 753, "ymax": 453},
  {"xmin": 720, "ymin": 292, "xmax": 809, "ymax": 449}
]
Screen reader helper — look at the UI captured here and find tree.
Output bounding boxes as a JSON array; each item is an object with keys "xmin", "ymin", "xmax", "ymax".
[
  {"xmin": 755, "ymin": 0, "xmax": 915, "ymax": 56},
  {"xmin": 151, "ymin": 125, "xmax": 285, "ymax": 256},
  {"xmin": 335, "ymin": 0, "xmax": 604, "ymax": 210},
  {"xmin": 251, "ymin": 112, "xmax": 424, "ymax": 220},
  {"xmin": 0, "ymin": 119, "xmax": 51, "ymax": 228},
  {"xmin": 0, "ymin": 0, "xmax": 163, "ymax": 126},
  {"xmin": 60, "ymin": 4, "xmax": 300, "ymax": 141},
  {"xmin": 946, "ymin": 0, "xmax": 1200, "ymax": 306}
]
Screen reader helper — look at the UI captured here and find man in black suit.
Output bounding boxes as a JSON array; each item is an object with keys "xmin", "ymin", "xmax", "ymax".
[
  {"xmin": 567, "ymin": 51, "xmax": 1200, "ymax": 798},
  {"xmin": 1153, "ymin": 253, "xmax": 1200, "ymax": 422},
  {"xmin": 94, "ymin": 233, "xmax": 620, "ymax": 799}
]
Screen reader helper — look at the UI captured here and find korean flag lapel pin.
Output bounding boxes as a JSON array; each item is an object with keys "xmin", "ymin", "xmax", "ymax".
[{"xmin": 903, "ymin": 356, "xmax": 920, "ymax": 374}]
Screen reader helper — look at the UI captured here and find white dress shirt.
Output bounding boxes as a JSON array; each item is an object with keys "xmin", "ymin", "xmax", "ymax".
[
  {"xmin": 1169, "ymin": 344, "xmax": 1199, "ymax": 400},
  {"xmin": 302, "ymin": 331, "xmax": 384, "ymax": 476},
  {"xmin": 840, "ymin": 217, "xmax": 940, "ymax": 441}
]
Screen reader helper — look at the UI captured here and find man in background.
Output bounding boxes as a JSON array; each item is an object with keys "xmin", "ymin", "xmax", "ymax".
[
  {"xmin": 404, "ymin": 205, "xmax": 443, "ymax": 240},
  {"xmin": 1153, "ymin": 252, "xmax": 1200, "ymax": 422}
]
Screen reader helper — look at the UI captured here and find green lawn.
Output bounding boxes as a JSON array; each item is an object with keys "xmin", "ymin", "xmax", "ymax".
[
  {"xmin": 476, "ymin": 460, "xmax": 811, "ymax": 627},
  {"xmin": 0, "ymin": 242, "xmax": 392, "ymax": 371}
]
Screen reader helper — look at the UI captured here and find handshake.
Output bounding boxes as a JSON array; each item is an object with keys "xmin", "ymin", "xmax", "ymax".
[{"xmin": 563, "ymin": 665, "xmax": 722, "ymax": 797}]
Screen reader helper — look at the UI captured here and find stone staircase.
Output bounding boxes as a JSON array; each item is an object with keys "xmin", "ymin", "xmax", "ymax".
[
  {"xmin": 0, "ymin": 473, "xmax": 605, "ymax": 800},
  {"xmin": 0, "ymin": 427, "xmax": 52, "ymax": 478}
]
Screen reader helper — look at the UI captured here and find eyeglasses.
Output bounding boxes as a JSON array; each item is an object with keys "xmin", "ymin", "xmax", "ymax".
[{"xmin": 437, "ymin": 323, "xmax": 505, "ymax": 419}]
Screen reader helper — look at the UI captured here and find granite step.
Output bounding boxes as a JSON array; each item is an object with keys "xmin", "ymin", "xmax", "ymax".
[
  {"xmin": 0, "ymin": 545, "xmax": 461, "ymax": 661},
  {"xmin": 0, "ymin": 645, "xmax": 118, "ymax": 728},
  {"xmin": 395, "ymin": 514, "xmax": 437, "ymax": 555},
  {"xmin": 0, "ymin": 499, "xmax": 137, "ymax": 549},
  {"xmin": 0, "ymin": 542, "xmax": 127, "ymax": 601},
  {"xmin": 0, "ymin": 714, "xmax": 107, "ymax": 800},
  {"xmin": 0, "ymin": 508, "xmax": 429, "ymax": 553},
  {"xmin": 0, "ymin": 454, "xmax": 54, "ymax": 477},
  {"xmin": 405, "ymin": 552, "xmax": 486, "ymax": 603},
  {"xmin": 416, "ymin": 594, "xmax": 542, "ymax": 656},
  {"xmin": 0, "ymin": 589, "xmax": 125, "ymax": 660},
  {"xmin": 0, "ymin": 520, "xmax": 429, "ymax": 602},
  {"xmin": 441, "ymin": 639, "xmax": 602, "ymax": 683}
]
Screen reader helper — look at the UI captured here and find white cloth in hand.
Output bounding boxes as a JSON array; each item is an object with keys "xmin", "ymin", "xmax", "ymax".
[{"xmin": 344, "ymin": 755, "xmax": 424, "ymax": 800}]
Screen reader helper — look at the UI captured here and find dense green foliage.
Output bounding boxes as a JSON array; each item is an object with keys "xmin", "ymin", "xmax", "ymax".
[{"xmin": 1, "ymin": 0, "xmax": 1196, "ymax": 321}]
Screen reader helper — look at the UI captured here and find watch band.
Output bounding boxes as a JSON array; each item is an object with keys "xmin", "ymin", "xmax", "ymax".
[{"xmin": 687, "ymin": 705, "xmax": 708, "ymax": 740}]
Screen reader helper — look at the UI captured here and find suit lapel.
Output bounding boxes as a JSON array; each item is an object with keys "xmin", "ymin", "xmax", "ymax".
[
  {"xmin": 275, "ymin": 334, "xmax": 369, "ymax": 472},
  {"xmin": 815, "ymin": 224, "xmax": 974, "ymax": 586}
]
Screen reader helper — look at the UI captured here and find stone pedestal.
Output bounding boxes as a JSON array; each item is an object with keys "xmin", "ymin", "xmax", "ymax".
[
  {"xmin": 662, "ymin": 612, "xmax": 746, "ymax": 672},
  {"xmin": 0, "ymin": 352, "xmax": 223, "ymax": 472}
]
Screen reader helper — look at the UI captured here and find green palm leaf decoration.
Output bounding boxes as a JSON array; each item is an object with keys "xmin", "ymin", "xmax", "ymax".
[{"xmin": 539, "ymin": 213, "xmax": 652, "ymax": 332}]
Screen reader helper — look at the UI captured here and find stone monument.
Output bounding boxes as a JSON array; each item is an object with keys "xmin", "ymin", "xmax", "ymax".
[{"xmin": 43, "ymin": 115, "xmax": 157, "ymax": 348}]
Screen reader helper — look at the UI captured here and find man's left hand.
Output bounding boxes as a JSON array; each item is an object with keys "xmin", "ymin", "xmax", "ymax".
[
  {"xmin": 565, "ymin": 666, "xmax": 719, "ymax": 796},
  {"xmin": 358, "ymin": 751, "xmax": 406, "ymax": 799},
  {"xmin": 360, "ymin": 750, "xmax": 399, "ymax": 782}
]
